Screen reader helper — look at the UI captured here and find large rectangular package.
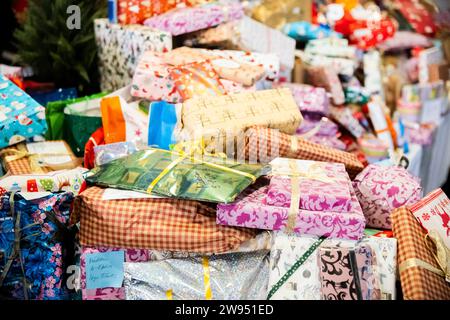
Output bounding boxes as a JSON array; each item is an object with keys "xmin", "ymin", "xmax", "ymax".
[
  {"xmin": 72, "ymin": 186, "xmax": 257, "ymax": 253},
  {"xmin": 94, "ymin": 18, "xmax": 172, "ymax": 92}
]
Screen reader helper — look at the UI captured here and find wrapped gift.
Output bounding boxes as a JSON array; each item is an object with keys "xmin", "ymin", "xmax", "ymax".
[
  {"xmin": 353, "ymin": 164, "xmax": 422, "ymax": 229},
  {"xmin": 29, "ymin": 88, "xmax": 78, "ymax": 107},
  {"xmin": 344, "ymin": 86, "xmax": 370, "ymax": 105},
  {"xmin": 296, "ymin": 115, "xmax": 338, "ymax": 137},
  {"xmin": 318, "ymin": 243, "xmax": 381, "ymax": 300},
  {"xmin": 397, "ymin": 100, "xmax": 421, "ymax": 123},
  {"xmin": 265, "ymin": 158, "xmax": 352, "ymax": 213},
  {"xmin": 181, "ymin": 88, "xmax": 302, "ymax": 143},
  {"xmin": 305, "ymin": 38, "xmax": 357, "ymax": 59},
  {"xmin": 392, "ymin": 206, "xmax": 450, "ymax": 299},
  {"xmin": 94, "ymin": 142, "xmax": 138, "ymax": 166},
  {"xmin": 367, "ymin": 100, "xmax": 395, "ymax": 150},
  {"xmin": 124, "ymin": 251, "xmax": 269, "ymax": 300},
  {"xmin": 251, "ymin": 0, "xmax": 312, "ymax": 30},
  {"xmin": 307, "ymin": 135, "xmax": 347, "ymax": 151},
  {"xmin": 217, "ymin": 176, "xmax": 366, "ymax": 240},
  {"xmin": 330, "ymin": 106, "xmax": 366, "ymax": 139},
  {"xmin": 86, "ymin": 148, "xmax": 268, "ymax": 203},
  {"xmin": 347, "ymin": 17, "xmax": 397, "ymax": 50},
  {"xmin": 1, "ymin": 140, "xmax": 81, "ymax": 175},
  {"xmin": 0, "ymin": 75, "xmax": 47, "ymax": 149},
  {"xmin": 240, "ymin": 126, "xmax": 364, "ymax": 179},
  {"xmin": 357, "ymin": 135, "xmax": 389, "ymax": 163},
  {"xmin": 392, "ymin": 0, "xmax": 436, "ymax": 36},
  {"xmin": 72, "ymin": 186, "xmax": 257, "ymax": 252},
  {"xmin": 0, "ymin": 167, "xmax": 87, "ymax": 195},
  {"xmin": 84, "ymin": 127, "xmax": 105, "ymax": 170},
  {"xmin": 272, "ymin": 83, "xmax": 329, "ymax": 116},
  {"xmin": 282, "ymin": 21, "xmax": 342, "ymax": 41},
  {"xmin": 301, "ymin": 52, "xmax": 357, "ymax": 77},
  {"xmin": 94, "ymin": 18, "xmax": 172, "ymax": 92},
  {"xmin": 305, "ymin": 66, "xmax": 345, "ymax": 105},
  {"xmin": 377, "ymin": 31, "xmax": 432, "ymax": 51},
  {"xmin": 404, "ymin": 123, "xmax": 436, "ymax": 146},
  {"xmin": 143, "ymin": 2, "xmax": 244, "ymax": 36},
  {"xmin": 0, "ymin": 192, "xmax": 74, "ymax": 300}
]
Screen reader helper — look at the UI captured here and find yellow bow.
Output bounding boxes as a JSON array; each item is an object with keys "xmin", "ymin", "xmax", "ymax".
[{"xmin": 171, "ymin": 138, "xmax": 227, "ymax": 160}]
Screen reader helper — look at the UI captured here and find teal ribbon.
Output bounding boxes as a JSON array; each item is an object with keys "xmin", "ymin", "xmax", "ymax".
[{"xmin": 267, "ymin": 236, "xmax": 326, "ymax": 299}]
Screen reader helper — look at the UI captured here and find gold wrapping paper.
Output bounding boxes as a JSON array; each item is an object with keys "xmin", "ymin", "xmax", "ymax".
[{"xmin": 251, "ymin": 0, "xmax": 312, "ymax": 30}]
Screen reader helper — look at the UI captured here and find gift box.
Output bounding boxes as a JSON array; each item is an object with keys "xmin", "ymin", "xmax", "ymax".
[
  {"xmin": 301, "ymin": 52, "xmax": 357, "ymax": 77},
  {"xmin": 392, "ymin": 206, "xmax": 450, "ymax": 299},
  {"xmin": 181, "ymin": 88, "xmax": 302, "ymax": 144},
  {"xmin": 265, "ymin": 158, "xmax": 352, "ymax": 213},
  {"xmin": 272, "ymin": 83, "xmax": 329, "ymax": 116},
  {"xmin": 404, "ymin": 123, "xmax": 436, "ymax": 146},
  {"xmin": 282, "ymin": 21, "xmax": 342, "ymax": 42},
  {"xmin": 251, "ymin": 0, "xmax": 312, "ymax": 30},
  {"xmin": 240, "ymin": 126, "xmax": 364, "ymax": 179},
  {"xmin": 376, "ymin": 31, "xmax": 432, "ymax": 51},
  {"xmin": 305, "ymin": 38, "xmax": 357, "ymax": 59},
  {"xmin": 94, "ymin": 18, "xmax": 172, "ymax": 92},
  {"xmin": 0, "ymin": 192, "xmax": 74, "ymax": 300},
  {"xmin": 217, "ymin": 175, "xmax": 366, "ymax": 240},
  {"xmin": 1, "ymin": 140, "xmax": 81, "ymax": 175},
  {"xmin": 296, "ymin": 115, "xmax": 338, "ymax": 137},
  {"xmin": 0, "ymin": 75, "xmax": 47, "ymax": 149},
  {"xmin": 329, "ymin": 106, "xmax": 366, "ymax": 139},
  {"xmin": 86, "ymin": 148, "xmax": 268, "ymax": 203},
  {"xmin": 94, "ymin": 142, "xmax": 138, "ymax": 166},
  {"xmin": 0, "ymin": 167, "xmax": 87, "ymax": 195},
  {"xmin": 357, "ymin": 135, "xmax": 389, "ymax": 163},
  {"xmin": 392, "ymin": 0, "xmax": 436, "ymax": 36},
  {"xmin": 305, "ymin": 66, "xmax": 345, "ymax": 105},
  {"xmin": 144, "ymin": 2, "xmax": 244, "ymax": 36},
  {"xmin": 353, "ymin": 164, "xmax": 422, "ymax": 229},
  {"xmin": 73, "ymin": 186, "xmax": 257, "ymax": 252},
  {"xmin": 306, "ymin": 135, "xmax": 347, "ymax": 151}
]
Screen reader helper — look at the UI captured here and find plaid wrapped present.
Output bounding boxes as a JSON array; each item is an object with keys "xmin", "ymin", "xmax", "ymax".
[
  {"xmin": 72, "ymin": 187, "xmax": 257, "ymax": 253},
  {"xmin": 238, "ymin": 126, "xmax": 364, "ymax": 179},
  {"xmin": 392, "ymin": 206, "xmax": 450, "ymax": 300}
]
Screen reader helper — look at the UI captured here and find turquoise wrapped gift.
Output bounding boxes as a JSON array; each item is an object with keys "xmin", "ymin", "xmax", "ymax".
[{"xmin": 0, "ymin": 75, "xmax": 47, "ymax": 149}]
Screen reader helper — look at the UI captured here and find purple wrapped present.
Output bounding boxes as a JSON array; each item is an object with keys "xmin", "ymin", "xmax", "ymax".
[
  {"xmin": 274, "ymin": 83, "xmax": 329, "ymax": 116},
  {"xmin": 144, "ymin": 2, "xmax": 244, "ymax": 36},
  {"xmin": 353, "ymin": 164, "xmax": 422, "ymax": 229}
]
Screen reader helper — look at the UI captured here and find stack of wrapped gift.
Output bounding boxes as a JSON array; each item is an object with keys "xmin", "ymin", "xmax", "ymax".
[{"xmin": 217, "ymin": 158, "xmax": 366, "ymax": 240}]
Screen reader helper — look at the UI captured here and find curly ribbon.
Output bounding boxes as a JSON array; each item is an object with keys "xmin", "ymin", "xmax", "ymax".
[
  {"xmin": 146, "ymin": 147, "xmax": 256, "ymax": 194},
  {"xmin": 267, "ymin": 237, "xmax": 326, "ymax": 299},
  {"xmin": 202, "ymin": 256, "xmax": 213, "ymax": 300},
  {"xmin": 399, "ymin": 230, "xmax": 450, "ymax": 283}
]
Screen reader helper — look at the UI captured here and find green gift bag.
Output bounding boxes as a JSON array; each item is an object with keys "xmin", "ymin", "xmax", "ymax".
[{"xmin": 86, "ymin": 148, "xmax": 270, "ymax": 203}]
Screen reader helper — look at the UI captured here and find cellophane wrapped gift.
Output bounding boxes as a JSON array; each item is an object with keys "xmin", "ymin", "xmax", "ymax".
[
  {"xmin": 266, "ymin": 159, "xmax": 352, "ymax": 213},
  {"xmin": 72, "ymin": 186, "xmax": 257, "ymax": 252},
  {"xmin": 143, "ymin": 2, "xmax": 244, "ymax": 36},
  {"xmin": 181, "ymin": 88, "xmax": 302, "ymax": 144},
  {"xmin": 124, "ymin": 251, "xmax": 269, "ymax": 300},
  {"xmin": 353, "ymin": 164, "xmax": 422, "ymax": 229},
  {"xmin": 305, "ymin": 66, "xmax": 345, "ymax": 105},
  {"xmin": 0, "ymin": 192, "xmax": 75, "ymax": 300},
  {"xmin": 392, "ymin": 205, "xmax": 450, "ymax": 299},
  {"xmin": 86, "ymin": 148, "xmax": 269, "ymax": 203},
  {"xmin": 272, "ymin": 83, "xmax": 329, "ymax": 116},
  {"xmin": 239, "ymin": 126, "xmax": 364, "ymax": 179},
  {"xmin": 268, "ymin": 232, "xmax": 393, "ymax": 300},
  {"xmin": 0, "ymin": 168, "xmax": 87, "ymax": 195},
  {"xmin": 94, "ymin": 18, "xmax": 172, "ymax": 92},
  {"xmin": 94, "ymin": 142, "xmax": 138, "ymax": 166},
  {"xmin": 1, "ymin": 140, "xmax": 81, "ymax": 175},
  {"xmin": 0, "ymin": 75, "xmax": 47, "ymax": 149},
  {"xmin": 217, "ymin": 175, "xmax": 366, "ymax": 240}
]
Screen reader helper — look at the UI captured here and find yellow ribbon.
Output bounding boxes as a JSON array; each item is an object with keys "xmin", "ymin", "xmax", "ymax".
[
  {"xmin": 290, "ymin": 135, "xmax": 298, "ymax": 152},
  {"xmin": 166, "ymin": 289, "xmax": 173, "ymax": 300},
  {"xmin": 146, "ymin": 146, "xmax": 256, "ymax": 194},
  {"xmin": 399, "ymin": 230, "xmax": 450, "ymax": 283},
  {"xmin": 202, "ymin": 256, "xmax": 213, "ymax": 300}
]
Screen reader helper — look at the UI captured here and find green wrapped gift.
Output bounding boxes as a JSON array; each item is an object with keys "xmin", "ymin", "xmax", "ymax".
[
  {"xmin": 344, "ymin": 87, "xmax": 370, "ymax": 105},
  {"xmin": 86, "ymin": 148, "xmax": 270, "ymax": 203}
]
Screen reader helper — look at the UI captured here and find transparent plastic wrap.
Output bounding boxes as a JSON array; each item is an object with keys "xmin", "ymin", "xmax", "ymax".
[
  {"xmin": 124, "ymin": 251, "xmax": 270, "ymax": 300},
  {"xmin": 94, "ymin": 141, "xmax": 138, "ymax": 166}
]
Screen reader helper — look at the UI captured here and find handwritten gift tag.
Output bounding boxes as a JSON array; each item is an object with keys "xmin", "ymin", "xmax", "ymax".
[{"xmin": 85, "ymin": 251, "xmax": 125, "ymax": 290}]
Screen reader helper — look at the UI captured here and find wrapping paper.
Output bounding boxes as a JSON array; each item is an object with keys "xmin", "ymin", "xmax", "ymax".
[
  {"xmin": 282, "ymin": 22, "xmax": 342, "ymax": 41},
  {"xmin": 305, "ymin": 38, "xmax": 357, "ymax": 59},
  {"xmin": 124, "ymin": 251, "xmax": 269, "ymax": 300},
  {"xmin": 305, "ymin": 66, "xmax": 345, "ymax": 105},
  {"xmin": 330, "ymin": 106, "xmax": 366, "ymax": 138},
  {"xmin": 376, "ymin": 31, "xmax": 432, "ymax": 51},
  {"xmin": 84, "ymin": 127, "xmax": 105, "ymax": 170},
  {"xmin": 217, "ymin": 177, "xmax": 366, "ymax": 240},
  {"xmin": 404, "ymin": 123, "xmax": 436, "ymax": 146},
  {"xmin": 266, "ymin": 159, "xmax": 352, "ymax": 213},
  {"xmin": 86, "ymin": 148, "xmax": 268, "ymax": 203},
  {"xmin": 94, "ymin": 18, "xmax": 172, "ymax": 92},
  {"xmin": 392, "ymin": 206, "xmax": 450, "ymax": 299},
  {"xmin": 353, "ymin": 164, "xmax": 422, "ymax": 229},
  {"xmin": 307, "ymin": 135, "xmax": 347, "ymax": 151},
  {"xmin": 0, "ymin": 168, "xmax": 87, "ymax": 195},
  {"xmin": 394, "ymin": 0, "xmax": 436, "ymax": 36},
  {"xmin": 272, "ymin": 83, "xmax": 329, "ymax": 116},
  {"xmin": 0, "ymin": 192, "xmax": 74, "ymax": 300},
  {"xmin": 0, "ymin": 75, "xmax": 47, "ymax": 149},
  {"xmin": 347, "ymin": 17, "xmax": 396, "ymax": 50},
  {"xmin": 296, "ymin": 115, "xmax": 338, "ymax": 137},
  {"xmin": 344, "ymin": 87, "xmax": 370, "ymax": 105},
  {"xmin": 94, "ymin": 142, "xmax": 138, "ymax": 166},
  {"xmin": 240, "ymin": 126, "xmax": 364, "ymax": 179},
  {"xmin": 301, "ymin": 52, "xmax": 357, "ymax": 77},
  {"xmin": 181, "ymin": 88, "xmax": 302, "ymax": 142},
  {"xmin": 367, "ymin": 101, "xmax": 395, "ymax": 150},
  {"xmin": 143, "ymin": 2, "xmax": 244, "ymax": 36},
  {"xmin": 251, "ymin": 0, "xmax": 312, "ymax": 30},
  {"xmin": 72, "ymin": 186, "xmax": 257, "ymax": 252},
  {"xmin": 357, "ymin": 135, "xmax": 389, "ymax": 163}
]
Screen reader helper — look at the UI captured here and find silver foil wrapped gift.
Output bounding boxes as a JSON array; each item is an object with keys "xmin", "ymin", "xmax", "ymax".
[{"xmin": 124, "ymin": 251, "xmax": 270, "ymax": 300}]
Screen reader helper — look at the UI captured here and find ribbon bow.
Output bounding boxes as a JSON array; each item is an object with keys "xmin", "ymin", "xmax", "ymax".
[{"xmin": 426, "ymin": 230, "xmax": 450, "ymax": 283}]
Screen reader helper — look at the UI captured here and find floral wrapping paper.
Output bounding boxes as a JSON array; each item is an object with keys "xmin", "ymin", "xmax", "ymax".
[
  {"xmin": 124, "ymin": 251, "xmax": 270, "ymax": 300},
  {"xmin": 0, "ymin": 192, "xmax": 74, "ymax": 300},
  {"xmin": 0, "ymin": 75, "xmax": 47, "ymax": 149},
  {"xmin": 0, "ymin": 168, "xmax": 87, "ymax": 195},
  {"xmin": 272, "ymin": 83, "xmax": 329, "ymax": 116},
  {"xmin": 143, "ymin": 2, "xmax": 244, "ymax": 36},
  {"xmin": 330, "ymin": 106, "xmax": 366, "ymax": 139},
  {"xmin": 217, "ymin": 177, "xmax": 366, "ymax": 241},
  {"xmin": 265, "ymin": 159, "xmax": 352, "ymax": 213},
  {"xmin": 353, "ymin": 164, "xmax": 422, "ymax": 229},
  {"xmin": 86, "ymin": 148, "xmax": 269, "ymax": 203},
  {"xmin": 405, "ymin": 124, "xmax": 436, "ymax": 146},
  {"xmin": 94, "ymin": 18, "xmax": 172, "ymax": 92}
]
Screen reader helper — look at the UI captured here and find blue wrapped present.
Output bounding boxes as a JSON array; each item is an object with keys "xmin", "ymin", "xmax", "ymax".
[
  {"xmin": 0, "ymin": 191, "xmax": 75, "ymax": 300},
  {"xmin": 0, "ymin": 75, "xmax": 48, "ymax": 149},
  {"xmin": 282, "ymin": 22, "xmax": 343, "ymax": 41}
]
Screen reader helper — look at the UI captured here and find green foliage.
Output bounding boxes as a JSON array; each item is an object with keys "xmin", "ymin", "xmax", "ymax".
[{"xmin": 14, "ymin": 0, "xmax": 107, "ymax": 94}]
